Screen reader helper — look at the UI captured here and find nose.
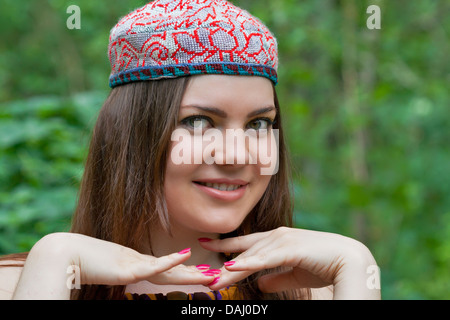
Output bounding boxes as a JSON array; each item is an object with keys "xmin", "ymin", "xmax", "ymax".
[{"xmin": 209, "ymin": 128, "xmax": 255, "ymax": 166}]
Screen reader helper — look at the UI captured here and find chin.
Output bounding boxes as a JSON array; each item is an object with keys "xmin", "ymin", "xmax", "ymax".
[
  {"xmin": 202, "ymin": 223, "xmax": 240, "ymax": 234},
  {"xmin": 184, "ymin": 211, "xmax": 246, "ymax": 234},
  {"xmin": 197, "ymin": 218, "xmax": 243, "ymax": 234}
]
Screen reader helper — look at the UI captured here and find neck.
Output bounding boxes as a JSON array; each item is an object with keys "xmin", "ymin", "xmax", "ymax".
[{"xmin": 147, "ymin": 224, "xmax": 225, "ymax": 269}]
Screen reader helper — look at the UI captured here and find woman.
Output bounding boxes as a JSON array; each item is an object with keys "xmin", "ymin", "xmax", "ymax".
[{"xmin": 0, "ymin": 0, "xmax": 380, "ymax": 300}]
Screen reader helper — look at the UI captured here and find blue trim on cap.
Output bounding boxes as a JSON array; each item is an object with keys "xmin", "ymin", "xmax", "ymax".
[{"xmin": 109, "ymin": 62, "xmax": 278, "ymax": 88}]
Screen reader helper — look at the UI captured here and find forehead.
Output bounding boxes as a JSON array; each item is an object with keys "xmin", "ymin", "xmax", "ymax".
[{"xmin": 181, "ymin": 75, "xmax": 274, "ymax": 110}]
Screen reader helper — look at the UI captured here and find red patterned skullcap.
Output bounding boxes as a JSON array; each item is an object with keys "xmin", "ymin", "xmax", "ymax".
[{"xmin": 108, "ymin": 0, "xmax": 278, "ymax": 88}]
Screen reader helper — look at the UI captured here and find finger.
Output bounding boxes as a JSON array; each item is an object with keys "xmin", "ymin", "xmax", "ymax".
[
  {"xmin": 257, "ymin": 268, "xmax": 330, "ymax": 293},
  {"xmin": 131, "ymin": 249, "xmax": 215, "ymax": 285},
  {"xmin": 198, "ymin": 231, "xmax": 271, "ymax": 254},
  {"xmin": 208, "ymin": 241, "xmax": 290, "ymax": 290},
  {"xmin": 140, "ymin": 249, "xmax": 193, "ymax": 275},
  {"xmin": 149, "ymin": 263, "xmax": 217, "ymax": 286},
  {"xmin": 208, "ymin": 242, "xmax": 308, "ymax": 291},
  {"xmin": 207, "ymin": 267, "xmax": 254, "ymax": 291},
  {"xmin": 222, "ymin": 245, "xmax": 295, "ymax": 272}
]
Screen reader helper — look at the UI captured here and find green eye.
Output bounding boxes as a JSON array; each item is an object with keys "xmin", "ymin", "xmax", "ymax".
[
  {"xmin": 181, "ymin": 116, "xmax": 212, "ymax": 129},
  {"xmin": 247, "ymin": 118, "xmax": 274, "ymax": 130}
]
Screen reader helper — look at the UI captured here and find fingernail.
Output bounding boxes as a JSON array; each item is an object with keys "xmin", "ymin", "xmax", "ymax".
[
  {"xmin": 208, "ymin": 269, "xmax": 221, "ymax": 275},
  {"xmin": 196, "ymin": 264, "xmax": 210, "ymax": 270},
  {"xmin": 208, "ymin": 277, "xmax": 220, "ymax": 286},
  {"xmin": 224, "ymin": 261, "xmax": 236, "ymax": 267},
  {"xmin": 198, "ymin": 237, "xmax": 212, "ymax": 242},
  {"xmin": 202, "ymin": 271, "xmax": 216, "ymax": 276},
  {"xmin": 178, "ymin": 248, "xmax": 191, "ymax": 254}
]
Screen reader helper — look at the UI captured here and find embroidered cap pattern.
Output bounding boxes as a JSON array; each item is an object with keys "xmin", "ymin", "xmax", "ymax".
[{"xmin": 108, "ymin": 0, "xmax": 278, "ymax": 87}]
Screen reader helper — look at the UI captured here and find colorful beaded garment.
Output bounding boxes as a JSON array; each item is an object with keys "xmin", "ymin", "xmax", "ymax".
[{"xmin": 124, "ymin": 285, "xmax": 241, "ymax": 300}]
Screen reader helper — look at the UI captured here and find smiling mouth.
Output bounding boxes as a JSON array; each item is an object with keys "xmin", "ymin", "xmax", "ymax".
[{"xmin": 193, "ymin": 181, "xmax": 244, "ymax": 191}]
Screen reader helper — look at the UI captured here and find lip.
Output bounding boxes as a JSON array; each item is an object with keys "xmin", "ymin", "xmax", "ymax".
[
  {"xmin": 194, "ymin": 178, "xmax": 249, "ymax": 185},
  {"xmin": 193, "ymin": 178, "xmax": 249, "ymax": 202}
]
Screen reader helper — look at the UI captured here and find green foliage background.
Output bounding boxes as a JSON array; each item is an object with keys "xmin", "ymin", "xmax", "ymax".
[{"xmin": 0, "ymin": 0, "xmax": 449, "ymax": 299}]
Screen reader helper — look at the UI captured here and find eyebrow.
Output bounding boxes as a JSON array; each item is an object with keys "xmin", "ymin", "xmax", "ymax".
[{"xmin": 181, "ymin": 105, "xmax": 276, "ymax": 118}]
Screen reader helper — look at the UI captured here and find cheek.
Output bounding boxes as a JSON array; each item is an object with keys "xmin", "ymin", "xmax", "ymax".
[
  {"xmin": 254, "ymin": 129, "xmax": 280, "ymax": 176},
  {"xmin": 164, "ymin": 143, "xmax": 197, "ymax": 211},
  {"xmin": 164, "ymin": 141, "xmax": 208, "ymax": 229},
  {"xmin": 168, "ymin": 128, "xmax": 204, "ymax": 165}
]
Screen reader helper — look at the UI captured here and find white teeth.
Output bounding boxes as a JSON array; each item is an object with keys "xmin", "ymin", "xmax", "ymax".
[{"xmin": 198, "ymin": 182, "xmax": 241, "ymax": 191}]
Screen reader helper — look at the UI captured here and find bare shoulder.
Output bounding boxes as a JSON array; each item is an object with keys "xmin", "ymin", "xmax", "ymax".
[
  {"xmin": 0, "ymin": 261, "xmax": 24, "ymax": 300},
  {"xmin": 310, "ymin": 285, "xmax": 334, "ymax": 300}
]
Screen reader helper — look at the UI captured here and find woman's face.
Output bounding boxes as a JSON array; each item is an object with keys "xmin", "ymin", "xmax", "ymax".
[{"xmin": 164, "ymin": 75, "xmax": 278, "ymax": 234}]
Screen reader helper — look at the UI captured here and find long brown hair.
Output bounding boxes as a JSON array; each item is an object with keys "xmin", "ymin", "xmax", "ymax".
[{"xmin": 2, "ymin": 76, "xmax": 309, "ymax": 299}]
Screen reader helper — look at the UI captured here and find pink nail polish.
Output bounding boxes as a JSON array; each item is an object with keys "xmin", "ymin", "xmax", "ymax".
[
  {"xmin": 208, "ymin": 277, "xmax": 220, "ymax": 286},
  {"xmin": 209, "ymin": 269, "xmax": 221, "ymax": 274},
  {"xmin": 178, "ymin": 248, "xmax": 191, "ymax": 254},
  {"xmin": 198, "ymin": 237, "xmax": 212, "ymax": 242},
  {"xmin": 224, "ymin": 261, "xmax": 236, "ymax": 267},
  {"xmin": 196, "ymin": 264, "xmax": 211, "ymax": 270},
  {"xmin": 202, "ymin": 271, "xmax": 216, "ymax": 276}
]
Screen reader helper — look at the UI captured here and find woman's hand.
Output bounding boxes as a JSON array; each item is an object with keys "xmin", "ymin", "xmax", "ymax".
[
  {"xmin": 199, "ymin": 227, "xmax": 381, "ymax": 299},
  {"xmin": 65, "ymin": 233, "xmax": 214, "ymax": 287},
  {"xmin": 13, "ymin": 232, "xmax": 215, "ymax": 299}
]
